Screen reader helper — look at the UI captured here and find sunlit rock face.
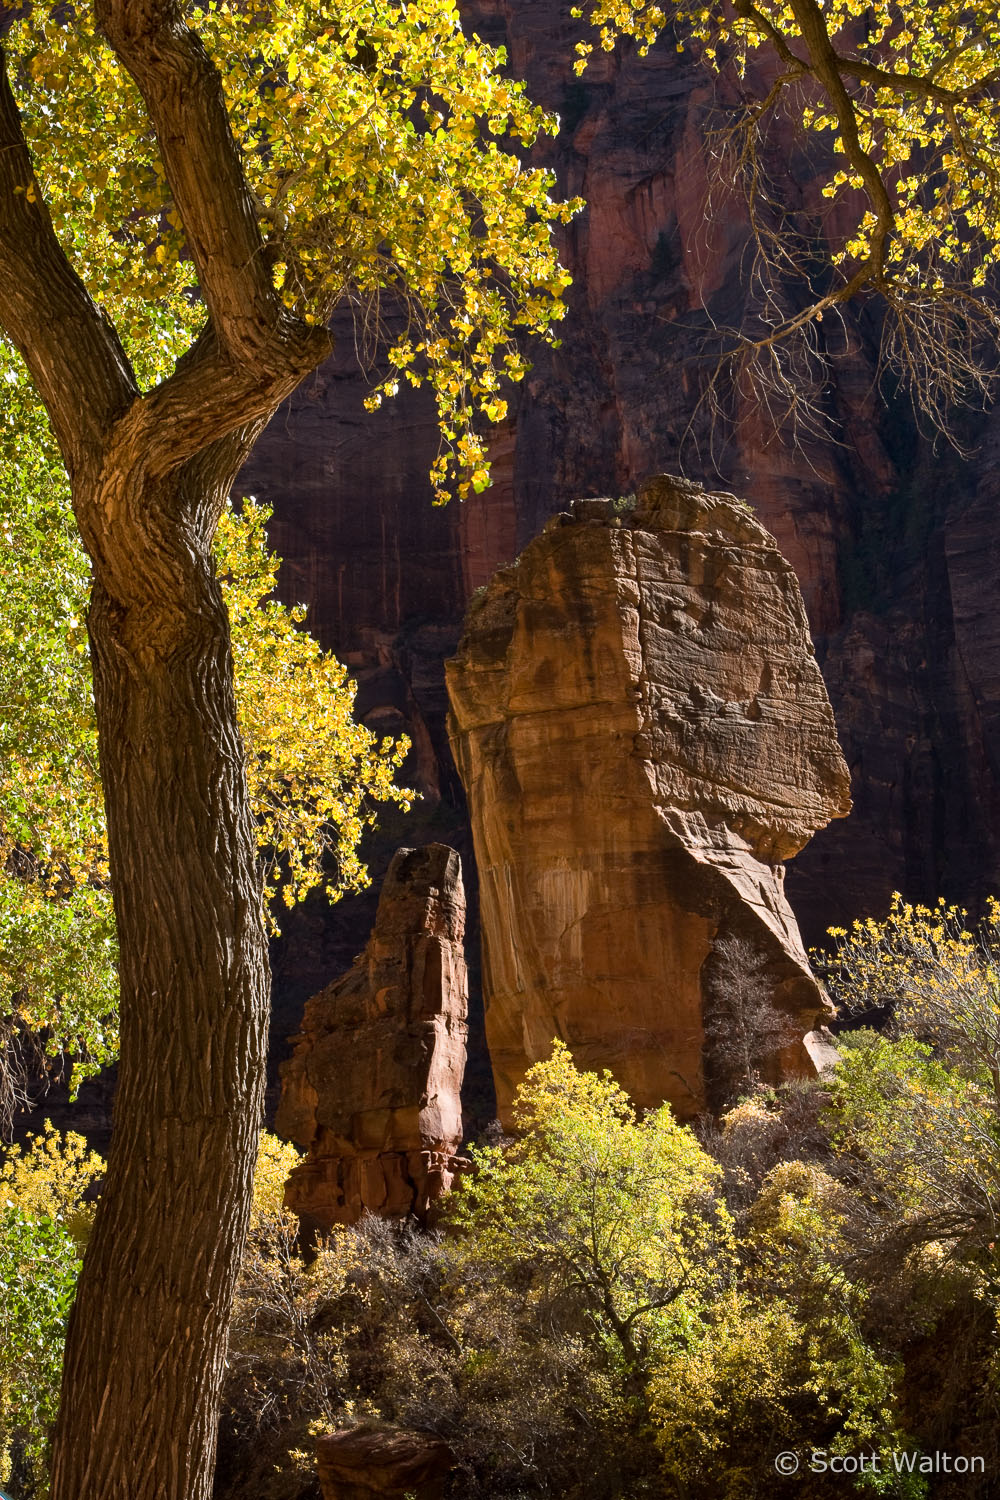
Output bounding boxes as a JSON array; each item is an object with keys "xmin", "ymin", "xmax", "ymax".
[
  {"xmin": 446, "ymin": 477, "xmax": 850, "ymax": 1122},
  {"xmin": 276, "ymin": 844, "xmax": 468, "ymax": 1230}
]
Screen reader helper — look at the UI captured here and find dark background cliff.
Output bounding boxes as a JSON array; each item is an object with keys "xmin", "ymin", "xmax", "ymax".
[{"xmin": 235, "ymin": 0, "xmax": 1000, "ymax": 1075}]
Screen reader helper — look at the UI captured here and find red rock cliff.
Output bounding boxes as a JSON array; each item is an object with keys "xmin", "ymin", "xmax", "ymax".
[{"xmin": 237, "ymin": 2, "xmax": 1000, "ymax": 1096}]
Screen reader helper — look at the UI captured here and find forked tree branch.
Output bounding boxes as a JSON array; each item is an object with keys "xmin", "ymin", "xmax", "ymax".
[
  {"xmin": 0, "ymin": 45, "xmax": 137, "ymax": 477},
  {"xmin": 1, "ymin": 9, "xmax": 332, "ymax": 496},
  {"xmin": 95, "ymin": 0, "xmax": 329, "ymax": 376},
  {"xmin": 109, "ymin": 318, "xmax": 328, "ymax": 485}
]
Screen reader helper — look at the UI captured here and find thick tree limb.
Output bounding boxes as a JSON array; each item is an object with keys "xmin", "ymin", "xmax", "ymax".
[
  {"xmin": 0, "ymin": 45, "xmax": 136, "ymax": 477},
  {"xmin": 95, "ymin": 0, "xmax": 324, "ymax": 374},
  {"xmin": 90, "ymin": 0, "xmax": 332, "ymax": 475},
  {"xmin": 832, "ymin": 51, "xmax": 1000, "ymax": 106},
  {"xmin": 107, "ymin": 318, "xmax": 328, "ymax": 486},
  {"xmin": 788, "ymin": 0, "xmax": 895, "ymax": 281},
  {"xmin": 2, "ymin": 16, "xmax": 329, "ymax": 505}
]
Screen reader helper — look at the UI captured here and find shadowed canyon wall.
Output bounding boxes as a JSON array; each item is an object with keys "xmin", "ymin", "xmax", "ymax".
[
  {"xmin": 236, "ymin": 1, "xmax": 1000, "ymax": 1106},
  {"xmin": 446, "ymin": 478, "xmax": 849, "ymax": 1121}
]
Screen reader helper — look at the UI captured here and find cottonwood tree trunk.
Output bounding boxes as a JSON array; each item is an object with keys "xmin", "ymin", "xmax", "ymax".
[
  {"xmin": 49, "ymin": 452, "xmax": 271, "ymax": 1499},
  {"xmin": 0, "ymin": 8, "xmax": 331, "ymax": 1493}
]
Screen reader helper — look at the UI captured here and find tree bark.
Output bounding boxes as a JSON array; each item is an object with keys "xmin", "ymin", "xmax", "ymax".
[
  {"xmin": 48, "ymin": 443, "xmax": 272, "ymax": 1500},
  {"xmin": 0, "ymin": 19, "xmax": 331, "ymax": 1494}
]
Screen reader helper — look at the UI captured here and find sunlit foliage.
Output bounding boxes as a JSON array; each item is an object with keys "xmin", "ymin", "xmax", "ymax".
[
  {"xmin": 449, "ymin": 1040, "xmax": 734, "ymax": 1371},
  {"xmin": 0, "ymin": 1124, "xmax": 105, "ymax": 1492},
  {"xmin": 8, "ymin": 0, "xmax": 579, "ymax": 500},
  {"xmin": 820, "ymin": 892, "xmax": 1000, "ymax": 1093},
  {"xmin": 574, "ymin": 0, "xmax": 1000, "ymax": 424},
  {"xmin": 0, "ymin": 1121, "xmax": 103, "ymax": 1248},
  {"xmin": 219, "ymin": 500, "xmax": 411, "ymax": 914},
  {"xmin": 817, "ymin": 895, "xmax": 1000, "ymax": 1277},
  {"xmin": 830, "ymin": 1030, "xmax": 1000, "ymax": 1276},
  {"xmin": 649, "ymin": 1294, "xmax": 908, "ymax": 1499},
  {"xmin": 248, "ymin": 1131, "xmax": 303, "ymax": 1233}
]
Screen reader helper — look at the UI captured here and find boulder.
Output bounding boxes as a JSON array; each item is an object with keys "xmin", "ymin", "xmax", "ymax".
[
  {"xmin": 276, "ymin": 844, "xmax": 468, "ymax": 1229},
  {"xmin": 446, "ymin": 476, "xmax": 851, "ymax": 1121},
  {"xmin": 316, "ymin": 1428, "xmax": 453, "ymax": 1500}
]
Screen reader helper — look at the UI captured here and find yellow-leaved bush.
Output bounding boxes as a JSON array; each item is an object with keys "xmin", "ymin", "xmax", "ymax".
[
  {"xmin": 818, "ymin": 891, "xmax": 1000, "ymax": 1083},
  {"xmin": 0, "ymin": 1123, "xmax": 104, "ymax": 1490},
  {"xmin": 448, "ymin": 1040, "xmax": 735, "ymax": 1367},
  {"xmin": 817, "ymin": 895, "xmax": 1000, "ymax": 1291},
  {"xmin": 0, "ymin": 1120, "xmax": 103, "ymax": 1248},
  {"xmin": 249, "ymin": 1130, "xmax": 303, "ymax": 1232}
]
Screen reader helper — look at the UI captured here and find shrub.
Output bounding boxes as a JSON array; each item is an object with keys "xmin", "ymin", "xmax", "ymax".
[
  {"xmin": 449, "ymin": 1041, "xmax": 734, "ymax": 1376},
  {"xmin": 0, "ymin": 1123, "xmax": 102, "ymax": 1494},
  {"xmin": 220, "ymin": 1048, "xmax": 735, "ymax": 1500},
  {"xmin": 648, "ymin": 1290, "xmax": 916, "ymax": 1500}
]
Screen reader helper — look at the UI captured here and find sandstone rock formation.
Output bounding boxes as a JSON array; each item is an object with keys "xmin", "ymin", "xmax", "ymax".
[
  {"xmin": 227, "ymin": 0, "xmax": 1000, "ymax": 1151},
  {"xmin": 238, "ymin": 0, "xmax": 1000, "ymax": 1014},
  {"xmin": 316, "ymin": 1429, "xmax": 453, "ymax": 1500},
  {"xmin": 446, "ymin": 476, "xmax": 851, "ymax": 1122},
  {"xmin": 276, "ymin": 844, "xmax": 468, "ymax": 1230}
]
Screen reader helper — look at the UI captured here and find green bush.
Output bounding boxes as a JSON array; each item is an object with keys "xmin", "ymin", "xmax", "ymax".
[{"xmin": 0, "ymin": 1205, "xmax": 81, "ymax": 1494}]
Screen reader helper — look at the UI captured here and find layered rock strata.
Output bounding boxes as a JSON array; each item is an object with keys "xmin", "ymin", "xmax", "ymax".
[
  {"xmin": 276, "ymin": 844, "xmax": 468, "ymax": 1230},
  {"xmin": 446, "ymin": 476, "xmax": 851, "ymax": 1122}
]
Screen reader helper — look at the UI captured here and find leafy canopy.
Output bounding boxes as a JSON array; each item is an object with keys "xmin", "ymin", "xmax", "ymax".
[
  {"xmin": 9, "ymin": 0, "xmax": 579, "ymax": 499},
  {"xmin": 1, "ymin": 0, "xmax": 580, "ymax": 1095}
]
